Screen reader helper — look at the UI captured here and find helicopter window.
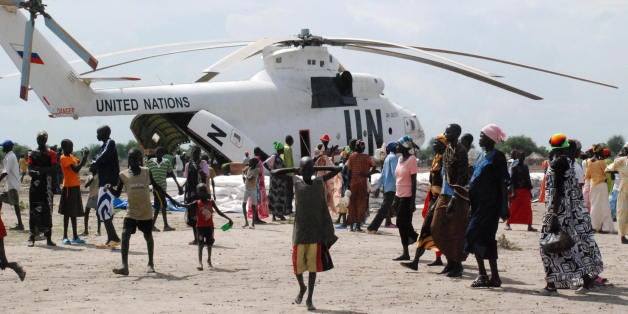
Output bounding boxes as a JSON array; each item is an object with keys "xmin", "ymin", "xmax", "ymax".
[
  {"xmin": 276, "ymin": 57, "xmax": 282, "ymax": 63},
  {"xmin": 311, "ymin": 76, "xmax": 357, "ymax": 108},
  {"xmin": 329, "ymin": 55, "xmax": 332, "ymax": 63},
  {"xmin": 320, "ymin": 60, "xmax": 324, "ymax": 67},
  {"xmin": 388, "ymin": 127, "xmax": 392, "ymax": 135}
]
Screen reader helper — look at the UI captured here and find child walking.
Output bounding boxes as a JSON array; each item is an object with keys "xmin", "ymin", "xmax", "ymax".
[
  {"xmin": 180, "ymin": 183, "xmax": 233, "ymax": 270},
  {"xmin": 109, "ymin": 148, "xmax": 175, "ymax": 275},
  {"xmin": 272, "ymin": 157, "xmax": 340, "ymax": 311},
  {"xmin": 58, "ymin": 139, "xmax": 88, "ymax": 245}
]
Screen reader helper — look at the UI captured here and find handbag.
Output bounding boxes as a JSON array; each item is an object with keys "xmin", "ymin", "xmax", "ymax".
[{"xmin": 540, "ymin": 216, "xmax": 574, "ymax": 254}]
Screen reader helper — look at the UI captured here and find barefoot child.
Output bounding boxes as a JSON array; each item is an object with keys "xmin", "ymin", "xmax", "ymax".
[
  {"xmin": 180, "ymin": 183, "xmax": 233, "ymax": 270},
  {"xmin": 82, "ymin": 172, "xmax": 102, "ymax": 236},
  {"xmin": 242, "ymin": 158, "xmax": 260, "ymax": 228},
  {"xmin": 272, "ymin": 157, "xmax": 340, "ymax": 311},
  {"xmin": 109, "ymin": 148, "xmax": 175, "ymax": 276},
  {"xmin": 0, "ymin": 214, "xmax": 25, "ymax": 281}
]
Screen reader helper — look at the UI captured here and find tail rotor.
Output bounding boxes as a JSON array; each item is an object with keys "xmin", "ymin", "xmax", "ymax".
[{"xmin": 1, "ymin": 0, "xmax": 98, "ymax": 100}]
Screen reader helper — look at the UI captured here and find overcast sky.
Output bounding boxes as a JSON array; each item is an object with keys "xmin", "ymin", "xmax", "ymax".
[{"xmin": 0, "ymin": 0, "xmax": 625, "ymax": 151}]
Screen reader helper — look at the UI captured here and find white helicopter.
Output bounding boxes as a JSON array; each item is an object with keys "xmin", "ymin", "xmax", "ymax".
[{"xmin": 0, "ymin": 1, "xmax": 617, "ymax": 164}]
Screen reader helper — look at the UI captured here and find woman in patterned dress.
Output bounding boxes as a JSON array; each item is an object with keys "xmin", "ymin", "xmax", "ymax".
[
  {"xmin": 265, "ymin": 142, "xmax": 287, "ymax": 221},
  {"xmin": 538, "ymin": 134, "xmax": 603, "ymax": 296}
]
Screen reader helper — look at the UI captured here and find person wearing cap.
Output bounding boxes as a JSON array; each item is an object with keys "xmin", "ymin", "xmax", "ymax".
[
  {"xmin": 430, "ymin": 123, "xmax": 470, "ymax": 277},
  {"xmin": 464, "ymin": 124, "xmax": 509, "ymax": 288},
  {"xmin": 367, "ymin": 141, "xmax": 398, "ymax": 234},
  {"xmin": 391, "ymin": 135, "xmax": 420, "ymax": 260},
  {"xmin": 265, "ymin": 141, "xmax": 288, "ymax": 221},
  {"xmin": 401, "ymin": 134, "xmax": 448, "ymax": 270},
  {"xmin": 538, "ymin": 133, "xmax": 604, "ymax": 296},
  {"xmin": 346, "ymin": 139, "xmax": 376, "ymax": 232},
  {"xmin": 27, "ymin": 131, "xmax": 58, "ymax": 247},
  {"xmin": 585, "ymin": 144, "xmax": 615, "ymax": 233},
  {"xmin": 605, "ymin": 143, "xmax": 628, "ymax": 244},
  {"xmin": 0, "ymin": 140, "xmax": 24, "ymax": 230}
]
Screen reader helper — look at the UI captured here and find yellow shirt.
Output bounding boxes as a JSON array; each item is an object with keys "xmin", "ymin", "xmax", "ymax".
[
  {"xmin": 585, "ymin": 159, "xmax": 607, "ymax": 186},
  {"xmin": 119, "ymin": 167, "xmax": 153, "ymax": 220}
]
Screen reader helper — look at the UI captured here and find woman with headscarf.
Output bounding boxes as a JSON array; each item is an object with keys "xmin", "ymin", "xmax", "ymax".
[
  {"xmin": 585, "ymin": 144, "xmax": 615, "ymax": 233},
  {"xmin": 401, "ymin": 134, "xmax": 447, "ymax": 269},
  {"xmin": 465, "ymin": 124, "xmax": 509, "ymax": 288},
  {"xmin": 265, "ymin": 141, "xmax": 287, "ymax": 221},
  {"xmin": 392, "ymin": 136, "xmax": 419, "ymax": 260},
  {"xmin": 346, "ymin": 139, "xmax": 375, "ymax": 232},
  {"xmin": 606, "ymin": 143, "xmax": 628, "ymax": 244},
  {"xmin": 538, "ymin": 133, "xmax": 604, "ymax": 296}
]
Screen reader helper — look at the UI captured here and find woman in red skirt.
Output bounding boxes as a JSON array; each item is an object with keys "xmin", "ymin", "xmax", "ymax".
[{"xmin": 506, "ymin": 150, "xmax": 537, "ymax": 231}]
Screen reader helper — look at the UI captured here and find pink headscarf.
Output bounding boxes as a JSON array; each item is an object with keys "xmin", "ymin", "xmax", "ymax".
[{"xmin": 481, "ymin": 123, "xmax": 507, "ymax": 143}]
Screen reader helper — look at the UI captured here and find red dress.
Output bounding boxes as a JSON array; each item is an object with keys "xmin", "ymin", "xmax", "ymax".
[{"xmin": 347, "ymin": 153, "xmax": 375, "ymax": 224}]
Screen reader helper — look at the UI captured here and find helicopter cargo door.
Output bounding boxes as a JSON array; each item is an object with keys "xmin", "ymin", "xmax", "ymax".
[{"xmin": 186, "ymin": 110, "xmax": 257, "ymax": 162}]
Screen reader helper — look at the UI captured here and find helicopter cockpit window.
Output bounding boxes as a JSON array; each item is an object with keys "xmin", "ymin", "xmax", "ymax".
[
  {"xmin": 319, "ymin": 60, "xmax": 324, "ymax": 67},
  {"xmin": 311, "ymin": 71, "xmax": 357, "ymax": 108}
]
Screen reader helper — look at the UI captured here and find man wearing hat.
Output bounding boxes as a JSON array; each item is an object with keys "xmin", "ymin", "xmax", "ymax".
[{"xmin": 0, "ymin": 140, "xmax": 24, "ymax": 230}]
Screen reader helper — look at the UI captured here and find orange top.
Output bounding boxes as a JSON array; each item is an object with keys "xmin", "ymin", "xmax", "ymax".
[{"xmin": 60, "ymin": 154, "xmax": 81, "ymax": 187}]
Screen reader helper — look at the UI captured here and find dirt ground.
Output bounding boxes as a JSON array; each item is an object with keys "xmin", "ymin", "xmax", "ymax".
[{"xmin": 0, "ymin": 181, "xmax": 626, "ymax": 314}]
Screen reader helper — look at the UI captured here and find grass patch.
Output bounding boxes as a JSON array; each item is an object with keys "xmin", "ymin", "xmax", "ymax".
[{"xmin": 497, "ymin": 233, "xmax": 522, "ymax": 251}]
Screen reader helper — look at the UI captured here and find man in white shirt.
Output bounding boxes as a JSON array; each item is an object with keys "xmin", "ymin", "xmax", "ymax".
[{"xmin": 0, "ymin": 140, "xmax": 23, "ymax": 230}]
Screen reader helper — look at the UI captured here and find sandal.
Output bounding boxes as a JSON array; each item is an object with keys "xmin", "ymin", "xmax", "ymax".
[
  {"xmin": 471, "ymin": 275, "xmax": 490, "ymax": 288},
  {"xmin": 593, "ymin": 277, "xmax": 608, "ymax": 286},
  {"xmin": 15, "ymin": 264, "xmax": 26, "ymax": 281},
  {"xmin": 489, "ymin": 277, "xmax": 502, "ymax": 287}
]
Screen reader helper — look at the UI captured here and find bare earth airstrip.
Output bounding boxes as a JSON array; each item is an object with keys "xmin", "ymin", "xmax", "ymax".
[{"xmin": 1, "ymin": 175, "xmax": 626, "ymax": 313}]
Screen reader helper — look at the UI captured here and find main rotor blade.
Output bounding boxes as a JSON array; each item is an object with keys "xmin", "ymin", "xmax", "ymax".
[
  {"xmin": 345, "ymin": 44, "xmax": 542, "ymax": 100},
  {"xmin": 79, "ymin": 43, "xmax": 248, "ymax": 75},
  {"xmin": 19, "ymin": 18, "xmax": 34, "ymax": 100},
  {"xmin": 411, "ymin": 46, "xmax": 618, "ymax": 89},
  {"xmin": 0, "ymin": 0, "xmax": 21, "ymax": 6},
  {"xmin": 44, "ymin": 15, "xmax": 97, "ymax": 69},
  {"xmin": 198, "ymin": 37, "xmax": 292, "ymax": 82},
  {"xmin": 326, "ymin": 37, "xmax": 501, "ymax": 78}
]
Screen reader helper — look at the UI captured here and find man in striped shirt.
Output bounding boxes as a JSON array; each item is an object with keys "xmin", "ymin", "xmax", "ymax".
[{"xmin": 146, "ymin": 147, "xmax": 183, "ymax": 231}]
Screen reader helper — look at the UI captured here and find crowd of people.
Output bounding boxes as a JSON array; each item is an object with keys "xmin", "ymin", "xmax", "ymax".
[{"xmin": 0, "ymin": 123, "xmax": 626, "ymax": 308}]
